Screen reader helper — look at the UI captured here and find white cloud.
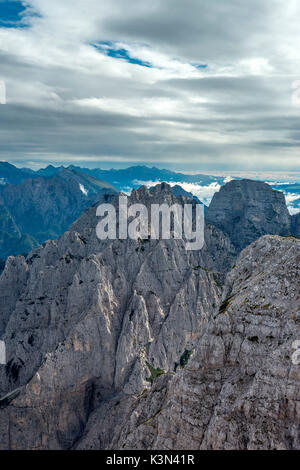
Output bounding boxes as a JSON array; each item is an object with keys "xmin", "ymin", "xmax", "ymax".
[
  {"xmin": 176, "ymin": 182, "xmax": 221, "ymax": 205},
  {"xmin": 74, "ymin": 96, "xmax": 187, "ymax": 118},
  {"xmin": 285, "ymin": 193, "xmax": 300, "ymax": 204},
  {"xmin": 284, "ymin": 192, "xmax": 300, "ymax": 215},
  {"xmin": 288, "ymin": 206, "xmax": 300, "ymax": 215},
  {"xmin": 1, "ymin": 0, "xmax": 300, "ymax": 170},
  {"xmin": 224, "ymin": 176, "xmax": 233, "ymax": 183}
]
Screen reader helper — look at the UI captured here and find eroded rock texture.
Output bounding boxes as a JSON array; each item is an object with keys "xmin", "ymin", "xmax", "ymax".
[
  {"xmin": 292, "ymin": 213, "xmax": 300, "ymax": 239},
  {"xmin": 206, "ymin": 179, "xmax": 291, "ymax": 251},
  {"xmin": 104, "ymin": 236, "xmax": 300, "ymax": 450},
  {"xmin": 0, "ymin": 184, "xmax": 229, "ymax": 449},
  {"xmin": 0, "ymin": 180, "xmax": 299, "ymax": 450}
]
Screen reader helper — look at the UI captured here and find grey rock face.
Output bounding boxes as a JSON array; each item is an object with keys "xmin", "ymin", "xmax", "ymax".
[
  {"xmin": 107, "ymin": 236, "xmax": 300, "ymax": 450},
  {"xmin": 0, "ymin": 256, "xmax": 28, "ymax": 337},
  {"xmin": 291, "ymin": 213, "xmax": 300, "ymax": 239},
  {"xmin": 0, "ymin": 181, "xmax": 298, "ymax": 450},
  {"xmin": 0, "ymin": 184, "xmax": 228, "ymax": 450},
  {"xmin": 0, "ymin": 204, "xmax": 21, "ymax": 257},
  {"xmin": 206, "ymin": 179, "xmax": 291, "ymax": 251}
]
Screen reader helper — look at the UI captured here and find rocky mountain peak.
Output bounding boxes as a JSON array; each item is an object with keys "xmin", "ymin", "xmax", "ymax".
[
  {"xmin": 0, "ymin": 179, "xmax": 298, "ymax": 450},
  {"xmin": 206, "ymin": 179, "xmax": 291, "ymax": 251}
]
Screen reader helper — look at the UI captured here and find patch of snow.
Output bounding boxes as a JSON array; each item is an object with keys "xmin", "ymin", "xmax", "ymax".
[{"xmin": 79, "ymin": 183, "xmax": 88, "ymax": 196}]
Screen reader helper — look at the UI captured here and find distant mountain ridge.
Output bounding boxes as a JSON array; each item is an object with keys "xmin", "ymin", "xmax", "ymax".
[
  {"xmin": 0, "ymin": 161, "xmax": 229, "ymax": 189},
  {"xmin": 0, "ymin": 162, "xmax": 37, "ymax": 186},
  {"xmin": 0, "ymin": 161, "xmax": 299, "ymax": 261},
  {"xmin": 67, "ymin": 164, "xmax": 227, "ymax": 188},
  {"xmin": 1, "ymin": 162, "xmax": 300, "ymax": 214},
  {"xmin": 0, "ymin": 168, "xmax": 118, "ymax": 259}
]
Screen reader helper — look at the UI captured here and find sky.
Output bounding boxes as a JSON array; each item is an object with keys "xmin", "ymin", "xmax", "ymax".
[{"xmin": 0, "ymin": 0, "xmax": 300, "ymax": 172}]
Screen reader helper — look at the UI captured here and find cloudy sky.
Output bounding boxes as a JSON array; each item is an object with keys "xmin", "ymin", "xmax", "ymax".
[{"xmin": 0, "ymin": 0, "xmax": 300, "ymax": 172}]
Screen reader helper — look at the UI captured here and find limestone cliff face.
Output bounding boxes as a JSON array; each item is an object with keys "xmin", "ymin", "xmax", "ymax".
[
  {"xmin": 0, "ymin": 184, "xmax": 228, "ymax": 450},
  {"xmin": 0, "ymin": 181, "xmax": 298, "ymax": 450},
  {"xmin": 104, "ymin": 236, "xmax": 300, "ymax": 451},
  {"xmin": 206, "ymin": 179, "xmax": 291, "ymax": 251}
]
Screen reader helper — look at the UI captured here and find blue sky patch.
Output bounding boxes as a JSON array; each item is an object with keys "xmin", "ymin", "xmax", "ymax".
[
  {"xmin": 92, "ymin": 42, "xmax": 152, "ymax": 68},
  {"xmin": 93, "ymin": 42, "xmax": 207, "ymax": 71},
  {"xmin": 0, "ymin": 0, "xmax": 39, "ymax": 28},
  {"xmin": 193, "ymin": 64, "xmax": 208, "ymax": 69},
  {"xmin": 0, "ymin": 0, "xmax": 26, "ymax": 27}
]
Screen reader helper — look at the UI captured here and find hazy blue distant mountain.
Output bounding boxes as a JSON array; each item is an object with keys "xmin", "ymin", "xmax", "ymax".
[
  {"xmin": 68, "ymin": 164, "xmax": 227, "ymax": 191},
  {"xmin": 1, "ymin": 162, "xmax": 299, "ymax": 214},
  {"xmin": 61, "ymin": 167, "xmax": 300, "ymax": 214},
  {"xmin": 0, "ymin": 162, "xmax": 227, "ymax": 190},
  {"xmin": 0, "ymin": 162, "xmax": 39, "ymax": 186},
  {"xmin": 0, "ymin": 169, "xmax": 118, "ymax": 260},
  {"xmin": 50, "ymin": 168, "xmax": 117, "ymax": 194},
  {"xmin": 36, "ymin": 165, "xmax": 66, "ymax": 178}
]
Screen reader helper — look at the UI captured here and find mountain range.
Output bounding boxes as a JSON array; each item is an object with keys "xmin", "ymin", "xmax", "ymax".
[
  {"xmin": 2, "ymin": 160, "xmax": 300, "ymax": 209},
  {"xmin": 1, "ymin": 161, "xmax": 300, "ymax": 261},
  {"xmin": 0, "ymin": 161, "xmax": 228, "ymax": 189},
  {"xmin": 0, "ymin": 166, "xmax": 117, "ymax": 259},
  {"xmin": 0, "ymin": 179, "xmax": 299, "ymax": 450}
]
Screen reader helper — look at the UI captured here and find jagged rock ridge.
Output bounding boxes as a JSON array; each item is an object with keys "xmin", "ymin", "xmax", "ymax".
[
  {"xmin": 0, "ymin": 183, "xmax": 231, "ymax": 449},
  {"xmin": 0, "ymin": 180, "xmax": 298, "ymax": 450},
  {"xmin": 87, "ymin": 236, "xmax": 299, "ymax": 450}
]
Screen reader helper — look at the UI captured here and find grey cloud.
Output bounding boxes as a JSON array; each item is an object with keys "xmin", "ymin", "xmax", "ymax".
[
  {"xmin": 103, "ymin": 0, "xmax": 274, "ymax": 62},
  {"xmin": 0, "ymin": 0, "xmax": 299, "ymax": 171}
]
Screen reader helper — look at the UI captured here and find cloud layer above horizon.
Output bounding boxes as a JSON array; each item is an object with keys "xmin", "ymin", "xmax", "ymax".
[{"xmin": 0, "ymin": 0, "xmax": 300, "ymax": 171}]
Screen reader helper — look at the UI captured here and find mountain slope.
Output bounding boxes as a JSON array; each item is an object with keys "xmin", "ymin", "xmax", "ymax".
[
  {"xmin": 97, "ymin": 235, "xmax": 300, "ymax": 450},
  {"xmin": 0, "ymin": 184, "xmax": 233, "ymax": 449},
  {"xmin": 68, "ymin": 165, "xmax": 227, "ymax": 189},
  {"xmin": 0, "ymin": 180, "xmax": 298, "ymax": 450},
  {"xmin": 206, "ymin": 179, "xmax": 292, "ymax": 251},
  {"xmin": 0, "ymin": 162, "xmax": 37, "ymax": 186},
  {"xmin": 0, "ymin": 169, "xmax": 118, "ymax": 259}
]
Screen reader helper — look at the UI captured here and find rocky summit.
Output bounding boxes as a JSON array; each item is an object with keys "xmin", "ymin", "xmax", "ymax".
[
  {"xmin": 206, "ymin": 179, "xmax": 292, "ymax": 252},
  {"xmin": 0, "ymin": 180, "xmax": 299, "ymax": 450}
]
